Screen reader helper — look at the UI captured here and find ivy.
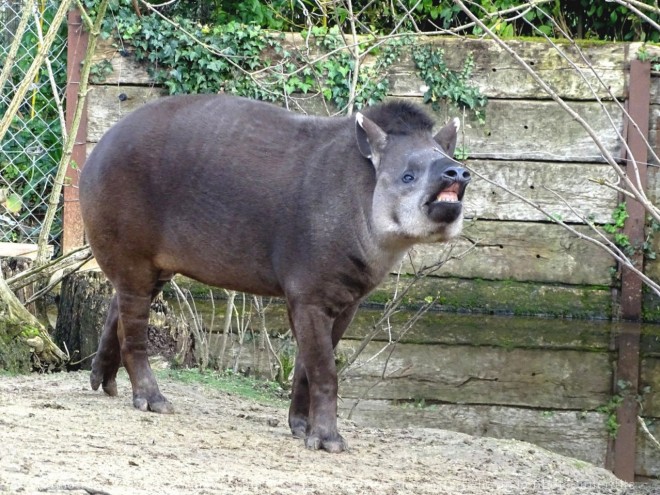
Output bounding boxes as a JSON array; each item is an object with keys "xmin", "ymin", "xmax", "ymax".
[
  {"xmin": 111, "ymin": 13, "xmax": 279, "ymax": 99},
  {"xmin": 101, "ymin": 8, "xmax": 415, "ymax": 111},
  {"xmin": 303, "ymin": 26, "xmax": 403, "ymax": 110},
  {"xmin": 412, "ymin": 45, "xmax": 487, "ymax": 123},
  {"xmin": 603, "ymin": 202, "xmax": 633, "ymax": 256}
]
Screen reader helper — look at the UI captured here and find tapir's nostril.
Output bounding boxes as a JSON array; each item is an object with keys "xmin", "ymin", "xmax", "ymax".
[{"xmin": 444, "ymin": 166, "xmax": 471, "ymax": 182}]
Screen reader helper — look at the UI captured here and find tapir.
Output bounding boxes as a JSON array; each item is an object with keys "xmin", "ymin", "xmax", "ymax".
[{"xmin": 79, "ymin": 94, "xmax": 471, "ymax": 453}]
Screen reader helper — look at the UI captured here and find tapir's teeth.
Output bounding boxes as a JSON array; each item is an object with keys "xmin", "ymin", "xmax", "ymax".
[{"xmin": 437, "ymin": 191, "xmax": 458, "ymax": 202}]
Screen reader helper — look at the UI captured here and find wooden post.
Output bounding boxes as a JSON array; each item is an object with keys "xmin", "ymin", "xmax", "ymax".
[
  {"xmin": 612, "ymin": 59, "xmax": 650, "ymax": 482},
  {"xmin": 63, "ymin": 8, "xmax": 88, "ymax": 253}
]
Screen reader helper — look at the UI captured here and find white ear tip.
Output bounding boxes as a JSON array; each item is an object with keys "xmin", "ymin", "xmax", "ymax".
[{"xmin": 451, "ymin": 117, "xmax": 460, "ymax": 132}]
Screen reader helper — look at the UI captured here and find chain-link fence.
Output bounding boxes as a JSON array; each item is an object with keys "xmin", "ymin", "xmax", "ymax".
[{"xmin": 1, "ymin": 0, "xmax": 67, "ymax": 254}]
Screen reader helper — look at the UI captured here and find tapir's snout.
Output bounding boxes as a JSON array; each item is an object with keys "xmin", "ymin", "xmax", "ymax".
[
  {"xmin": 430, "ymin": 164, "xmax": 471, "ymax": 205},
  {"xmin": 442, "ymin": 165, "xmax": 471, "ymax": 185}
]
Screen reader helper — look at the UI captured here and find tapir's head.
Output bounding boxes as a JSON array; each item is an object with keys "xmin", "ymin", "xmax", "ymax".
[{"xmin": 355, "ymin": 102, "xmax": 470, "ymax": 245}]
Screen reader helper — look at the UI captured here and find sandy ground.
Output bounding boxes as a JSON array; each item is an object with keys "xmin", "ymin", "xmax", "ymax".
[{"xmin": 0, "ymin": 370, "xmax": 657, "ymax": 495}]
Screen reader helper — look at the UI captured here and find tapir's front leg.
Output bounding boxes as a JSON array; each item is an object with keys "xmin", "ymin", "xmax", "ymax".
[{"xmin": 289, "ymin": 302, "xmax": 346, "ymax": 453}]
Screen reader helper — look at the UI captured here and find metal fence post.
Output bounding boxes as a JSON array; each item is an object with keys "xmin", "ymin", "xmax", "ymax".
[
  {"xmin": 612, "ymin": 58, "xmax": 650, "ymax": 482},
  {"xmin": 63, "ymin": 7, "xmax": 88, "ymax": 253}
]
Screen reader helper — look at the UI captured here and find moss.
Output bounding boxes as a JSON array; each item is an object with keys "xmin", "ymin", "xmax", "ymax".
[
  {"xmin": 643, "ymin": 286, "xmax": 660, "ymax": 323},
  {"xmin": 0, "ymin": 318, "xmax": 32, "ymax": 373},
  {"xmin": 368, "ymin": 276, "xmax": 612, "ymax": 319},
  {"xmin": 347, "ymin": 307, "xmax": 613, "ymax": 351}
]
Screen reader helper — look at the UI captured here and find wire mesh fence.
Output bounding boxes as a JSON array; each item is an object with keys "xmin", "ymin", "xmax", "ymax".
[{"xmin": 1, "ymin": 0, "xmax": 67, "ymax": 254}]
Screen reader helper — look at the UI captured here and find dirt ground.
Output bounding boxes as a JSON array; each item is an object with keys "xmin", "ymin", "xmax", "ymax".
[{"xmin": 0, "ymin": 370, "xmax": 657, "ymax": 495}]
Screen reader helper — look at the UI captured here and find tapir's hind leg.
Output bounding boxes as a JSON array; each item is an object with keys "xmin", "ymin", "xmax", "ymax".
[
  {"xmin": 90, "ymin": 278, "xmax": 172, "ymax": 413},
  {"xmin": 90, "ymin": 294, "xmax": 121, "ymax": 396}
]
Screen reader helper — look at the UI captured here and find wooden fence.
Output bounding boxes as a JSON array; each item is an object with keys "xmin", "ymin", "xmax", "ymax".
[{"xmin": 63, "ymin": 29, "xmax": 660, "ymax": 481}]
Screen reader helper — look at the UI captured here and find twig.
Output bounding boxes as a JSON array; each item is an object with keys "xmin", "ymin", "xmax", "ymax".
[
  {"xmin": 454, "ymin": 0, "xmax": 660, "ymax": 226},
  {"xmin": 0, "ymin": 0, "xmax": 72, "ymax": 145},
  {"xmin": 32, "ymin": 3, "xmax": 67, "ymax": 142},
  {"xmin": 610, "ymin": 0, "xmax": 660, "ymax": 32},
  {"xmin": 638, "ymin": 416, "xmax": 660, "ymax": 451},
  {"xmin": 339, "ymin": 241, "xmax": 477, "ymax": 376},
  {"xmin": 217, "ymin": 290, "xmax": 236, "ymax": 370},
  {"xmin": 0, "ymin": 0, "xmax": 33, "ymax": 97},
  {"xmin": 8, "ymin": 245, "xmax": 92, "ymax": 291},
  {"xmin": 465, "ymin": 164, "xmax": 660, "ymax": 297},
  {"xmin": 171, "ymin": 280, "xmax": 209, "ymax": 370}
]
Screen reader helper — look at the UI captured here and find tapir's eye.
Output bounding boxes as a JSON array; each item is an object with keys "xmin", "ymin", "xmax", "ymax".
[{"xmin": 402, "ymin": 173, "xmax": 415, "ymax": 183}]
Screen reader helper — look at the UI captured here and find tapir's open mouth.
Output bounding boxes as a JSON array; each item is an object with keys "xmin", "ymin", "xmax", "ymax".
[
  {"xmin": 425, "ymin": 180, "xmax": 468, "ymax": 224},
  {"xmin": 435, "ymin": 182, "xmax": 461, "ymax": 203},
  {"xmin": 429, "ymin": 181, "xmax": 466, "ymax": 206}
]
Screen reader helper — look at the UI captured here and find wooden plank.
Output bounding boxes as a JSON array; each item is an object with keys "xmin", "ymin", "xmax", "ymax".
[
  {"xmin": 94, "ymin": 35, "xmax": 629, "ymax": 101},
  {"xmin": 86, "ymin": 91, "xmax": 624, "ymax": 163},
  {"xmin": 457, "ymin": 99, "xmax": 624, "ymax": 163},
  {"xmin": 338, "ymin": 400, "xmax": 610, "ymax": 467},
  {"xmin": 87, "ymin": 85, "xmax": 168, "ymax": 142},
  {"xmin": 649, "ymin": 74, "xmax": 660, "ymax": 105},
  {"xmin": 337, "ymin": 341, "xmax": 612, "ymax": 410},
  {"xmin": 641, "ymin": 356, "xmax": 660, "ymax": 418},
  {"xmin": 373, "ymin": 276, "xmax": 613, "ymax": 319},
  {"xmin": 0, "ymin": 242, "xmax": 52, "ymax": 260},
  {"xmin": 168, "ymin": 273, "xmax": 614, "ymax": 321},
  {"xmin": 388, "ymin": 38, "xmax": 628, "ymax": 101},
  {"xmin": 300, "ymin": 97, "xmax": 625, "ymax": 163},
  {"xmin": 464, "ymin": 160, "xmax": 618, "ymax": 223},
  {"xmin": 636, "ymin": 418, "xmax": 660, "ymax": 478},
  {"xmin": 646, "ymin": 133, "xmax": 660, "ymax": 295},
  {"xmin": 347, "ymin": 309, "xmax": 613, "ymax": 351},
  {"xmin": 403, "ymin": 220, "xmax": 616, "ymax": 286},
  {"xmin": 649, "ymin": 104, "xmax": 659, "ymax": 166}
]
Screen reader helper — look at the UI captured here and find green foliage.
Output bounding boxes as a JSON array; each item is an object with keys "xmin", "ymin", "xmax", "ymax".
[
  {"xmin": 157, "ymin": 367, "xmax": 287, "ymax": 405},
  {"xmin": 132, "ymin": 0, "xmax": 660, "ymax": 41},
  {"xmin": 638, "ymin": 45, "xmax": 660, "ymax": 72},
  {"xmin": 603, "ymin": 202, "xmax": 633, "ymax": 256},
  {"xmin": 412, "ymin": 46, "xmax": 486, "ymax": 123},
  {"xmin": 89, "ymin": 59, "xmax": 114, "ymax": 84},
  {"xmin": 112, "ymin": 12, "xmax": 279, "ymax": 98},
  {"xmin": 303, "ymin": 26, "xmax": 402, "ymax": 110},
  {"xmin": 103, "ymin": 8, "xmax": 414, "ymax": 111},
  {"xmin": 596, "ymin": 395, "xmax": 623, "ymax": 438}
]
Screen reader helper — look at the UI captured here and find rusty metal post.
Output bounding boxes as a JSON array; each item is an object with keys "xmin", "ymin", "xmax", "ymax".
[
  {"xmin": 612, "ymin": 59, "xmax": 650, "ymax": 482},
  {"xmin": 63, "ymin": 8, "xmax": 88, "ymax": 253}
]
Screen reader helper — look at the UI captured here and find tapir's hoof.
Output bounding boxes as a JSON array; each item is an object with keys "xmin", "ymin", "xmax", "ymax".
[
  {"xmin": 289, "ymin": 417, "xmax": 308, "ymax": 439},
  {"xmin": 133, "ymin": 394, "xmax": 174, "ymax": 414},
  {"xmin": 305, "ymin": 433, "xmax": 347, "ymax": 453},
  {"xmin": 90, "ymin": 369, "xmax": 118, "ymax": 397}
]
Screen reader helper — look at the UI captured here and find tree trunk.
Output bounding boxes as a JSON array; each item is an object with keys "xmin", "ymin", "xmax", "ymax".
[
  {"xmin": 0, "ymin": 268, "xmax": 66, "ymax": 371},
  {"xmin": 54, "ymin": 270, "xmax": 113, "ymax": 370},
  {"xmin": 55, "ymin": 271, "xmax": 194, "ymax": 370}
]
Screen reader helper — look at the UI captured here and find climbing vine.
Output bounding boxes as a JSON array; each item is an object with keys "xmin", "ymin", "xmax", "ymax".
[
  {"xmin": 412, "ymin": 46, "xmax": 487, "ymax": 123},
  {"xmin": 96, "ymin": 5, "xmax": 486, "ymax": 117}
]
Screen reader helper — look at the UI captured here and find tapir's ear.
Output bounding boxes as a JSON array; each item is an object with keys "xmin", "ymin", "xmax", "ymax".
[
  {"xmin": 355, "ymin": 112, "xmax": 387, "ymax": 167},
  {"xmin": 434, "ymin": 117, "xmax": 460, "ymax": 157}
]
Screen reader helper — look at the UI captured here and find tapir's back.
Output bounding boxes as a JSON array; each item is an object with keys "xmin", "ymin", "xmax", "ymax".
[{"xmin": 80, "ymin": 94, "xmax": 353, "ymax": 294}]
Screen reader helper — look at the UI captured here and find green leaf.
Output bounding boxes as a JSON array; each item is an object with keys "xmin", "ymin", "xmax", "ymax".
[{"xmin": 6, "ymin": 193, "xmax": 23, "ymax": 214}]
